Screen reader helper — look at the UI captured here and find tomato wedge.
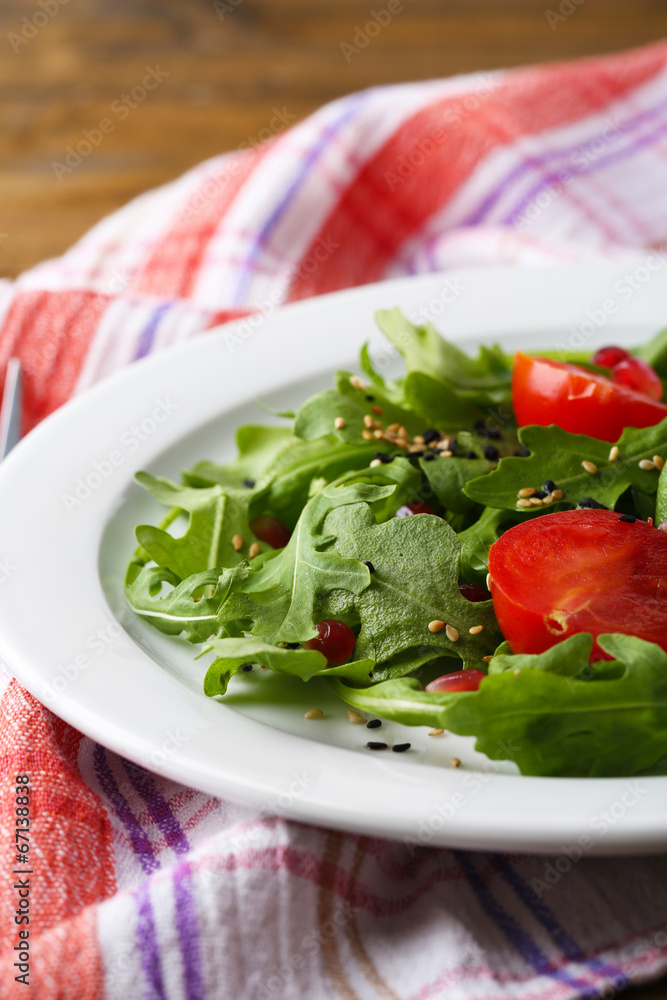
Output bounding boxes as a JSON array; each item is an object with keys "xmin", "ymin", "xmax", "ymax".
[
  {"xmin": 512, "ymin": 352, "xmax": 667, "ymax": 443},
  {"xmin": 488, "ymin": 509, "xmax": 667, "ymax": 661}
]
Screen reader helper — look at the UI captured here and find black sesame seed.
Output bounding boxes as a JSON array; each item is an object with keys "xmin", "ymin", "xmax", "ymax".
[
  {"xmin": 466, "ymin": 450, "xmax": 477, "ymax": 459},
  {"xmin": 365, "ymin": 394, "xmax": 375, "ymax": 402},
  {"xmin": 487, "ymin": 428, "xmax": 502, "ymax": 440},
  {"xmin": 618, "ymin": 514, "xmax": 637, "ymax": 523},
  {"xmin": 241, "ymin": 664, "xmax": 253, "ymax": 672},
  {"xmin": 363, "ymin": 560, "xmax": 376, "ymax": 574},
  {"xmin": 366, "ymin": 742, "xmax": 388, "ymax": 750},
  {"xmin": 409, "ymin": 451, "xmax": 424, "ymax": 458},
  {"xmin": 374, "ymin": 451, "xmax": 391, "ymax": 463},
  {"xmin": 423, "ymin": 452, "xmax": 436, "ymax": 462},
  {"xmin": 366, "ymin": 719, "xmax": 382, "ymax": 729},
  {"xmin": 284, "ymin": 642, "xmax": 301, "ymax": 649},
  {"xmin": 484, "ymin": 445, "xmax": 500, "ymax": 461},
  {"xmin": 392, "ymin": 743, "xmax": 411, "ymax": 753},
  {"xmin": 514, "ymin": 445, "xmax": 531, "ymax": 458},
  {"xmin": 243, "ymin": 479, "xmax": 256, "ymax": 488},
  {"xmin": 543, "ymin": 480, "xmax": 557, "ymax": 493},
  {"xmin": 423, "ymin": 429, "xmax": 440, "ymax": 444},
  {"xmin": 533, "ymin": 490, "xmax": 548, "ymax": 500},
  {"xmin": 449, "ymin": 438, "xmax": 458, "ymax": 453},
  {"xmin": 577, "ymin": 497, "xmax": 609, "ymax": 510}
]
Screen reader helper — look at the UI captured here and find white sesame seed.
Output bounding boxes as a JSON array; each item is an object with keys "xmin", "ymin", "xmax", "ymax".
[
  {"xmin": 304, "ymin": 708, "xmax": 323, "ymax": 720},
  {"xmin": 350, "ymin": 376, "xmax": 366, "ymax": 391},
  {"xmin": 483, "ymin": 655, "xmax": 493, "ymax": 664},
  {"xmin": 362, "ymin": 429, "xmax": 374, "ymax": 441},
  {"xmin": 363, "ymin": 414, "xmax": 374, "ymax": 429},
  {"xmin": 370, "ymin": 459, "xmax": 382, "ymax": 468},
  {"xmin": 609, "ymin": 445, "xmax": 619, "ymax": 462},
  {"xmin": 581, "ymin": 460, "xmax": 598, "ymax": 475},
  {"xmin": 334, "ymin": 416, "xmax": 346, "ymax": 430},
  {"xmin": 450, "ymin": 756, "xmax": 461, "ymax": 768},
  {"xmin": 639, "ymin": 459, "xmax": 657, "ymax": 471},
  {"xmin": 518, "ymin": 487, "xmax": 536, "ymax": 498},
  {"xmin": 541, "ymin": 495, "xmax": 554, "ymax": 506},
  {"xmin": 371, "ymin": 406, "xmax": 383, "ymax": 416},
  {"xmin": 248, "ymin": 542, "xmax": 261, "ymax": 559},
  {"xmin": 529, "ymin": 497, "xmax": 544, "ymax": 507},
  {"xmin": 428, "ymin": 728, "xmax": 445, "ymax": 737},
  {"xmin": 440, "ymin": 450, "xmax": 453, "ymax": 458},
  {"xmin": 347, "ymin": 710, "xmax": 367, "ymax": 725},
  {"xmin": 551, "ymin": 489, "xmax": 564, "ymax": 500},
  {"xmin": 469, "ymin": 625, "xmax": 484, "ymax": 635},
  {"xmin": 654, "ymin": 455, "xmax": 665, "ymax": 471},
  {"xmin": 232, "ymin": 534, "xmax": 244, "ymax": 552},
  {"xmin": 517, "ymin": 499, "xmax": 532, "ymax": 508},
  {"xmin": 486, "ymin": 573, "xmax": 492, "ymax": 590},
  {"xmin": 428, "ymin": 619, "xmax": 445, "ymax": 633},
  {"xmin": 445, "ymin": 625, "xmax": 460, "ymax": 642}
]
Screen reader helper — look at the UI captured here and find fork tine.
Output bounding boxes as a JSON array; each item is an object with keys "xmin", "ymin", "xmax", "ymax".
[{"xmin": 0, "ymin": 358, "xmax": 22, "ymax": 461}]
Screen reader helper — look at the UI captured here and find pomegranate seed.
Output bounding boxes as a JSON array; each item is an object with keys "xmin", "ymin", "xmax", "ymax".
[
  {"xmin": 592, "ymin": 345, "xmax": 630, "ymax": 368},
  {"xmin": 249, "ymin": 515, "xmax": 291, "ymax": 549},
  {"xmin": 458, "ymin": 582, "xmax": 491, "ymax": 602},
  {"xmin": 395, "ymin": 500, "xmax": 437, "ymax": 518},
  {"xmin": 425, "ymin": 669, "xmax": 486, "ymax": 694},
  {"xmin": 303, "ymin": 619, "xmax": 356, "ymax": 665},
  {"xmin": 611, "ymin": 357, "xmax": 663, "ymax": 402}
]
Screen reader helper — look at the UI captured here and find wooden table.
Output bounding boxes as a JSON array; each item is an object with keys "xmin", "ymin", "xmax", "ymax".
[{"xmin": 1, "ymin": 0, "xmax": 667, "ymax": 993}]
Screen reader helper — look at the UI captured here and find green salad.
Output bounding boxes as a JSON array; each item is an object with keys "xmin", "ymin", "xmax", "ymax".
[{"xmin": 125, "ymin": 309, "xmax": 667, "ymax": 778}]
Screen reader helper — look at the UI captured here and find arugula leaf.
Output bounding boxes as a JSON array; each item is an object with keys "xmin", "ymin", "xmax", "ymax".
[
  {"xmin": 329, "ymin": 675, "xmax": 456, "ymax": 727},
  {"xmin": 636, "ymin": 327, "xmax": 667, "ymax": 379},
  {"xmin": 464, "ymin": 421, "xmax": 667, "ymax": 512},
  {"xmin": 419, "ymin": 454, "xmax": 490, "ymax": 514},
  {"xmin": 335, "ymin": 371, "xmax": 424, "ymax": 435},
  {"xmin": 442, "ymin": 633, "xmax": 667, "ymax": 777},
  {"xmin": 182, "ymin": 425, "xmax": 293, "ymax": 490},
  {"xmin": 221, "ymin": 482, "xmax": 391, "ymax": 644},
  {"xmin": 134, "ymin": 473, "xmax": 255, "ymax": 578},
  {"xmin": 656, "ymin": 462, "xmax": 667, "ymax": 525},
  {"xmin": 203, "ymin": 637, "xmax": 375, "ymax": 696},
  {"xmin": 403, "ymin": 371, "xmax": 486, "ymax": 430},
  {"xmin": 323, "ymin": 501, "xmax": 502, "ymax": 669}
]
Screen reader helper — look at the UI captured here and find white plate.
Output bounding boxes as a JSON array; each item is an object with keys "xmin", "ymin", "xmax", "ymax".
[{"xmin": 2, "ymin": 263, "xmax": 667, "ymax": 855}]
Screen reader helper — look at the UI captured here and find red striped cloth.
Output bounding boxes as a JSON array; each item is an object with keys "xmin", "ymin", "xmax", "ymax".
[{"xmin": 2, "ymin": 40, "xmax": 667, "ymax": 1000}]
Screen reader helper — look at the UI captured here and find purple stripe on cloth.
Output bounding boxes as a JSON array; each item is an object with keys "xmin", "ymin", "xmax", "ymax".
[
  {"xmin": 173, "ymin": 860, "xmax": 205, "ymax": 1000},
  {"xmin": 135, "ymin": 879, "xmax": 167, "ymax": 1000},
  {"xmin": 232, "ymin": 92, "xmax": 368, "ymax": 306},
  {"xmin": 461, "ymin": 95, "xmax": 667, "ymax": 227},
  {"xmin": 134, "ymin": 301, "xmax": 173, "ymax": 360},
  {"xmin": 92, "ymin": 743, "xmax": 159, "ymax": 875},
  {"xmin": 493, "ymin": 855, "xmax": 628, "ymax": 991},
  {"xmin": 453, "ymin": 851, "xmax": 602, "ymax": 997},
  {"xmin": 121, "ymin": 759, "xmax": 190, "ymax": 856},
  {"xmin": 502, "ymin": 110, "xmax": 667, "ymax": 228}
]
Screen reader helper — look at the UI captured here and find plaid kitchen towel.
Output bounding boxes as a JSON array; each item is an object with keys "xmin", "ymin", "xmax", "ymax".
[{"xmin": 2, "ymin": 39, "xmax": 667, "ymax": 1000}]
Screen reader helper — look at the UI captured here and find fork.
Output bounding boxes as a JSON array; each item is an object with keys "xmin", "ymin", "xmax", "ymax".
[{"xmin": 0, "ymin": 358, "xmax": 22, "ymax": 461}]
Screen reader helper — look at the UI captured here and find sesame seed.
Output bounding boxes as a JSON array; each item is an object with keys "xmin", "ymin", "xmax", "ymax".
[
  {"xmin": 350, "ymin": 375, "xmax": 366, "ymax": 390},
  {"xmin": 552, "ymin": 489, "xmax": 564, "ymax": 500},
  {"xmin": 609, "ymin": 445, "xmax": 619, "ymax": 462},
  {"xmin": 248, "ymin": 542, "xmax": 261, "ymax": 559},
  {"xmin": 396, "ymin": 438, "xmax": 408, "ymax": 450},
  {"xmin": 619, "ymin": 514, "xmax": 637, "ymax": 523},
  {"xmin": 373, "ymin": 429, "xmax": 385, "ymax": 439},
  {"xmin": 365, "ymin": 394, "xmax": 375, "ymax": 402},
  {"xmin": 639, "ymin": 459, "xmax": 657, "ymax": 471},
  {"xmin": 408, "ymin": 447, "xmax": 424, "ymax": 456},
  {"xmin": 366, "ymin": 742, "xmax": 388, "ymax": 750},
  {"xmin": 374, "ymin": 451, "xmax": 390, "ymax": 462},
  {"xmin": 654, "ymin": 455, "xmax": 665, "ymax": 471},
  {"xmin": 363, "ymin": 414, "xmax": 374, "ymax": 428},
  {"xmin": 366, "ymin": 719, "xmax": 382, "ymax": 729},
  {"xmin": 533, "ymin": 490, "xmax": 548, "ymax": 499},
  {"xmin": 232, "ymin": 534, "xmax": 244, "ymax": 551},
  {"xmin": 398, "ymin": 426, "xmax": 408, "ymax": 440},
  {"xmin": 542, "ymin": 496, "xmax": 554, "ymax": 506},
  {"xmin": 484, "ymin": 445, "xmax": 500, "ymax": 461},
  {"xmin": 450, "ymin": 757, "xmax": 461, "ymax": 768},
  {"xmin": 577, "ymin": 497, "xmax": 608, "ymax": 510},
  {"xmin": 284, "ymin": 642, "xmax": 301, "ymax": 649},
  {"xmin": 347, "ymin": 710, "xmax": 367, "ymax": 725},
  {"xmin": 440, "ymin": 449, "xmax": 454, "ymax": 458},
  {"xmin": 428, "ymin": 619, "xmax": 445, "ymax": 633},
  {"xmin": 392, "ymin": 743, "xmax": 411, "ymax": 753},
  {"xmin": 423, "ymin": 429, "xmax": 440, "ymax": 444},
  {"xmin": 413, "ymin": 435, "xmax": 425, "ymax": 446},
  {"xmin": 334, "ymin": 417, "xmax": 346, "ymax": 430},
  {"xmin": 513, "ymin": 668, "xmax": 521, "ymax": 678},
  {"xmin": 445, "ymin": 625, "xmax": 460, "ymax": 642},
  {"xmin": 370, "ymin": 459, "xmax": 383, "ymax": 468},
  {"xmin": 241, "ymin": 664, "xmax": 253, "ymax": 672},
  {"xmin": 518, "ymin": 487, "xmax": 536, "ymax": 498},
  {"xmin": 363, "ymin": 560, "xmax": 376, "ymax": 574},
  {"xmin": 529, "ymin": 497, "xmax": 544, "ymax": 507},
  {"xmin": 371, "ymin": 405, "xmax": 384, "ymax": 416},
  {"xmin": 243, "ymin": 478, "xmax": 256, "ymax": 488},
  {"xmin": 304, "ymin": 708, "xmax": 323, "ymax": 720},
  {"xmin": 517, "ymin": 498, "xmax": 532, "ymax": 508},
  {"xmin": 387, "ymin": 423, "xmax": 400, "ymax": 433},
  {"xmin": 466, "ymin": 450, "xmax": 477, "ymax": 459},
  {"xmin": 542, "ymin": 480, "xmax": 557, "ymax": 493},
  {"xmin": 581, "ymin": 460, "xmax": 598, "ymax": 475},
  {"xmin": 428, "ymin": 728, "xmax": 445, "ymax": 737},
  {"xmin": 424, "ymin": 453, "xmax": 436, "ymax": 461},
  {"xmin": 486, "ymin": 573, "xmax": 492, "ymax": 589},
  {"xmin": 469, "ymin": 625, "xmax": 484, "ymax": 635},
  {"xmin": 362, "ymin": 429, "xmax": 374, "ymax": 441},
  {"xmin": 483, "ymin": 655, "xmax": 493, "ymax": 664}
]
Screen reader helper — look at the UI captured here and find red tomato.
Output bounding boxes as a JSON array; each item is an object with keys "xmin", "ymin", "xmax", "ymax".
[
  {"xmin": 512, "ymin": 352, "xmax": 667, "ymax": 443},
  {"xmin": 592, "ymin": 346, "xmax": 630, "ymax": 367},
  {"xmin": 395, "ymin": 500, "xmax": 437, "ymax": 517},
  {"xmin": 303, "ymin": 619, "xmax": 355, "ymax": 664},
  {"xmin": 488, "ymin": 509, "xmax": 667, "ymax": 661},
  {"xmin": 612, "ymin": 357, "xmax": 664, "ymax": 402},
  {"xmin": 425, "ymin": 669, "xmax": 486, "ymax": 693}
]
